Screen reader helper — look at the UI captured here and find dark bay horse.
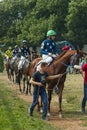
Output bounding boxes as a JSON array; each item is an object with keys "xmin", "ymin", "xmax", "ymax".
[{"xmin": 28, "ymin": 50, "xmax": 87, "ymax": 117}]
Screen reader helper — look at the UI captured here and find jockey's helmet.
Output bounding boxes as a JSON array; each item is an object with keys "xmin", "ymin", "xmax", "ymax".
[
  {"xmin": 8, "ymin": 47, "xmax": 12, "ymax": 50},
  {"xmin": 47, "ymin": 30, "xmax": 56, "ymax": 37},
  {"xmin": 15, "ymin": 45, "xmax": 18, "ymax": 48},
  {"xmin": 22, "ymin": 40, "xmax": 27, "ymax": 44}
]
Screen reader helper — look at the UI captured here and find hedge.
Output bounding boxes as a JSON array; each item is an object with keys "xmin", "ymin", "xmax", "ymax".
[{"xmin": 0, "ymin": 51, "xmax": 4, "ymax": 72}]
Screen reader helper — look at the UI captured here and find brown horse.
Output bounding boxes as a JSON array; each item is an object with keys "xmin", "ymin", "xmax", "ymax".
[
  {"xmin": 28, "ymin": 50, "xmax": 87, "ymax": 117},
  {"xmin": 5, "ymin": 59, "xmax": 14, "ymax": 82}
]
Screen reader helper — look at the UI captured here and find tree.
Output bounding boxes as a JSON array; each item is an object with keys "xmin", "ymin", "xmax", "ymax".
[{"xmin": 65, "ymin": 0, "xmax": 87, "ymax": 48}]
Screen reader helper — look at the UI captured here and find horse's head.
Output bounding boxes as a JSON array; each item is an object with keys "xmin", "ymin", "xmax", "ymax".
[{"xmin": 70, "ymin": 50, "xmax": 87, "ymax": 66}]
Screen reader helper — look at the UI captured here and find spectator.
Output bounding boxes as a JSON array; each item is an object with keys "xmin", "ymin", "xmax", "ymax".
[
  {"xmin": 81, "ymin": 57, "xmax": 87, "ymax": 113},
  {"xmin": 29, "ymin": 62, "xmax": 63, "ymax": 120}
]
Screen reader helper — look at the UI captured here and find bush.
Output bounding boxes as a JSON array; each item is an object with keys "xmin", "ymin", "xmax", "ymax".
[{"xmin": 0, "ymin": 51, "xmax": 4, "ymax": 72}]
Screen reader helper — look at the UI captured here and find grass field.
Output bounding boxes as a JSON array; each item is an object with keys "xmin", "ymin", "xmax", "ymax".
[
  {"xmin": 0, "ymin": 72, "xmax": 59, "ymax": 130},
  {"xmin": 0, "ymin": 72, "xmax": 87, "ymax": 130}
]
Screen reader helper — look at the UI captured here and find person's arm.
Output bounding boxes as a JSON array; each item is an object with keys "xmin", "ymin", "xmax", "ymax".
[
  {"xmin": 46, "ymin": 74, "xmax": 63, "ymax": 80},
  {"xmin": 40, "ymin": 41, "xmax": 48, "ymax": 55},
  {"xmin": 30, "ymin": 77, "xmax": 44, "ymax": 87}
]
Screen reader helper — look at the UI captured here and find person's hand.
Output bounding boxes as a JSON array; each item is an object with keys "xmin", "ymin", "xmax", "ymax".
[
  {"xmin": 37, "ymin": 82, "xmax": 44, "ymax": 87},
  {"xmin": 59, "ymin": 74, "xmax": 63, "ymax": 78}
]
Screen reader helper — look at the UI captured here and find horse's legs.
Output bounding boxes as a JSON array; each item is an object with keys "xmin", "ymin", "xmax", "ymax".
[
  {"xmin": 16, "ymin": 71, "xmax": 22, "ymax": 93},
  {"xmin": 47, "ymin": 89, "xmax": 52, "ymax": 116},
  {"xmin": 23, "ymin": 76, "xmax": 26, "ymax": 93},
  {"xmin": 8, "ymin": 69, "xmax": 11, "ymax": 80},
  {"xmin": 58, "ymin": 84, "xmax": 64, "ymax": 118},
  {"xmin": 7, "ymin": 69, "xmax": 9, "ymax": 79},
  {"xmin": 6, "ymin": 68, "xmax": 11, "ymax": 80},
  {"xmin": 28, "ymin": 77, "xmax": 32, "ymax": 95},
  {"xmin": 23, "ymin": 75, "xmax": 29, "ymax": 95},
  {"xmin": 58, "ymin": 92, "xmax": 62, "ymax": 110},
  {"xmin": 26, "ymin": 77, "xmax": 31, "ymax": 95},
  {"xmin": 11, "ymin": 69, "xmax": 14, "ymax": 83}
]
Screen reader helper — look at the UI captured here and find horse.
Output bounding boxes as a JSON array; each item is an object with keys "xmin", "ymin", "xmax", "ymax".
[
  {"xmin": 5, "ymin": 59, "xmax": 14, "ymax": 82},
  {"xmin": 16, "ymin": 58, "xmax": 32, "ymax": 95},
  {"xmin": 28, "ymin": 50, "xmax": 87, "ymax": 117}
]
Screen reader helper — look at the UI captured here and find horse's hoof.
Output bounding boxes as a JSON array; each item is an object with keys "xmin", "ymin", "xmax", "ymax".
[
  {"xmin": 59, "ymin": 114, "xmax": 62, "ymax": 118},
  {"xmin": 47, "ymin": 113, "xmax": 51, "ymax": 117}
]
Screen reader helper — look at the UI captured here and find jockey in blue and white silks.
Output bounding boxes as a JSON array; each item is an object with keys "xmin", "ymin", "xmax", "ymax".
[
  {"xmin": 40, "ymin": 30, "xmax": 58, "ymax": 64},
  {"xmin": 18, "ymin": 40, "xmax": 30, "ymax": 70},
  {"xmin": 10, "ymin": 45, "xmax": 21, "ymax": 66},
  {"xmin": 12, "ymin": 45, "xmax": 21, "ymax": 57}
]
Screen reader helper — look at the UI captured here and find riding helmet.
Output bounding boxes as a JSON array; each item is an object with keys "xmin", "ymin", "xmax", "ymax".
[{"xmin": 47, "ymin": 30, "xmax": 56, "ymax": 37}]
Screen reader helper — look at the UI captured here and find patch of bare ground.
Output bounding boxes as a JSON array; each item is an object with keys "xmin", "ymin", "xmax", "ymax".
[{"xmin": 0, "ymin": 73, "xmax": 87, "ymax": 130}]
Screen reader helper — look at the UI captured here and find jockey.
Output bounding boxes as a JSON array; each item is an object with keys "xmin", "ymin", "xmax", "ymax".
[
  {"xmin": 18, "ymin": 40, "xmax": 30, "ymax": 70},
  {"xmin": 21, "ymin": 40, "xmax": 30, "ymax": 58},
  {"xmin": 12, "ymin": 45, "xmax": 21, "ymax": 57},
  {"xmin": 10, "ymin": 45, "xmax": 21, "ymax": 66},
  {"xmin": 4, "ymin": 47, "xmax": 12, "ymax": 60},
  {"xmin": 40, "ymin": 30, "xmax": 58, "ymax": 64}
]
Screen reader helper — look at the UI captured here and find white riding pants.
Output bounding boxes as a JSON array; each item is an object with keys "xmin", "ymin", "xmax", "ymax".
[
  {"xmin": 42, "ymin": 54, "xmax": 56, "ymax": 64},
  {"xmin": 36, "ymin": 54, "xmax": 56, "ymax": 71}
]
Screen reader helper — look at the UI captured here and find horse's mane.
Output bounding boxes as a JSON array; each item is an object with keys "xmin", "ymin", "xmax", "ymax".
[{"xmin": 54, "ymin": 51, "xmax": 67, "ymax": 61}]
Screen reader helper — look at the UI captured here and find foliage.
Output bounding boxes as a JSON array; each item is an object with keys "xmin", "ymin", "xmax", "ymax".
[
  {"xmin": 0, "ymin": 76, "xmax": 59, "ymax": 130},
  {"xmin": 0, "ymin": 0, "xmax": 87, "ymax": 50},
  {"xmin": 0, "ymin": 51, "xmax": 4, "ymax": 72},
  {"xmin": 65, "ymin": 0, "xmax": 87, "ymax": 48},
  {"xmin": 0, "ymin": 72, "xmax": 87, "ymax": 129},
  {"xmin": 0, "ymin": 0, "xmax": 70, "ymax": 48}
]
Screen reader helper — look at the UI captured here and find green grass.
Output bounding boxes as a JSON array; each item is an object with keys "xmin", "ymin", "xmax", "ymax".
[
  {"xmin": 0, "ymin": 72, "xmax": 87, "ymax": 129},
  {"xmin": 52, "ymin": 74, "xmax": 87, "ymax": 127},
  {"xmin": 0, "ymin": 75, "xmax": 59, "ymax": 130}
]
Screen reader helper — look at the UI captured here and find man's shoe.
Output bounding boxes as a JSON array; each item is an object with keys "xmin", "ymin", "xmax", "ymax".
[
  {"xmin": 42, "ymin": 117, "xmax": 49, "ymax": 121},
  {"xmin": 30, "ymin": 113, "xmax": 33, "ymax": 116},
  {"xmin": 82, "ymin": 107, "xmax": 85, "ymax": 113},
  {"xmin": 28, "ymin": 109, "xmax": 33, "ymax": 116}
]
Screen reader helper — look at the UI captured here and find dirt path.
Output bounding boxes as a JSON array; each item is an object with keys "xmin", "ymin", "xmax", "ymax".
[{"xmin": 0, "ymin": 73, "xmax": 87, "ymax": 130}]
